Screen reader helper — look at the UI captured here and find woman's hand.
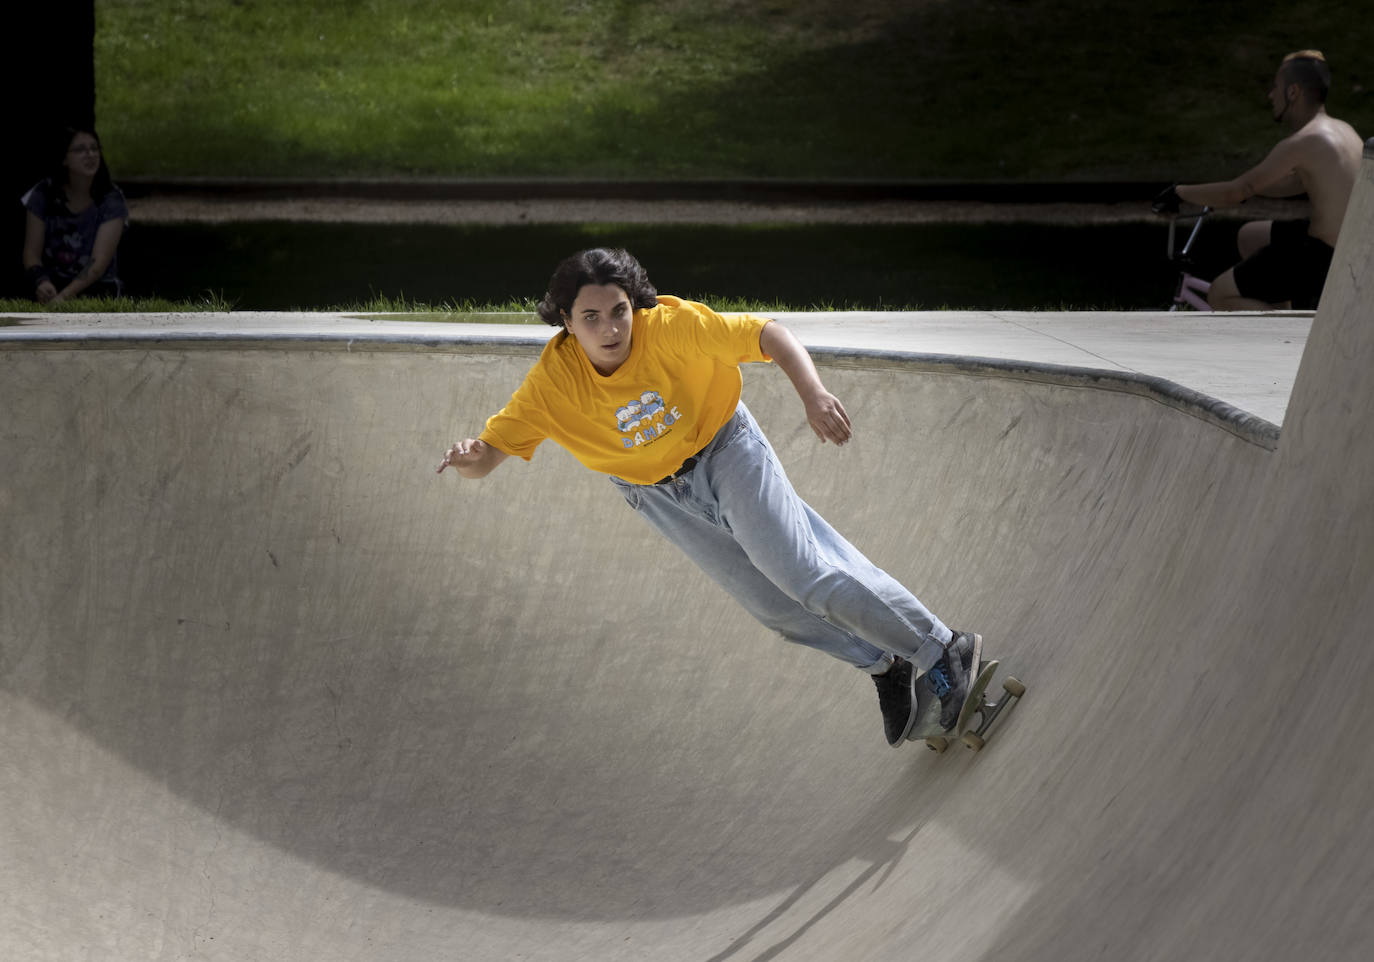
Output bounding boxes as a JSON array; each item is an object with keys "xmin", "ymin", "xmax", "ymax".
[{"xmin": 35, "ymin": 279, "xmax": 57, "ymax": 303}]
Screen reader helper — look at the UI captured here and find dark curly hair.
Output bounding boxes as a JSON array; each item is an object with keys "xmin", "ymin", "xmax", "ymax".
[{"xmin": 536, "ymin": 248, "xmax": 659, "ymax": 328}]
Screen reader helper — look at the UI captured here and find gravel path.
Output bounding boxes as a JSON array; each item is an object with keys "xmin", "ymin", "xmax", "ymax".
[{"xmin": 126, "ymin": 194, "xmax": 1307, "ymax": 226}]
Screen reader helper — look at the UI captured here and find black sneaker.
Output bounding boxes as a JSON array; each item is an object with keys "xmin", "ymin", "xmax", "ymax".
[
  {"xmin": 872, "ymin": 656, "xmax": 917, "ymax": 746},
  {"xmin": 927, "ymin": 631, "xmax": 978, "ymax": 730}
]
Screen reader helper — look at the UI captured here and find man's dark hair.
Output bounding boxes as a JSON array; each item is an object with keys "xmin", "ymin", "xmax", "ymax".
[
  {"xmin": 1280, "ymin": 50, "xmax": 1331, "ymax": 103},
  {"xmin": 536, "ymin": 248, "xmax": 659, "ymax": 328}
]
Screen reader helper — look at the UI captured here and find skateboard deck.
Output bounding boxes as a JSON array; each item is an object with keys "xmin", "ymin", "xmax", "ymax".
[{"xmin": 906, "ymin": 653, "xmax": 1026, "ymax": 754}]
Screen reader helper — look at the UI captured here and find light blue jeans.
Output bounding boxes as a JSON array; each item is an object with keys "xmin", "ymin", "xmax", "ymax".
[{"xmin": 610, "ymin": 403, "xmax": 952, "ymax": 674}]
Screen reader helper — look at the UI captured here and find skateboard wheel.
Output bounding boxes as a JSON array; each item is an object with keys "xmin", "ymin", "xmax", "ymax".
[
  {"xmin": 1003, "ymin": 677, "xmax": 1026, "ymax": 698},
  {"xmin": 926, "ymin": 737, "xmax": 949, "ymax": 753},
  {"xmin": 962, "ymin": 732, "xmax": 985, "ymax": 752}
]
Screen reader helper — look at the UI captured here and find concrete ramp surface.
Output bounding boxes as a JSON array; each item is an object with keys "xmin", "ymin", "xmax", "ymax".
[{"xmin": 4, "ymin": 150, "xmax": 1373, "ymax": 961}]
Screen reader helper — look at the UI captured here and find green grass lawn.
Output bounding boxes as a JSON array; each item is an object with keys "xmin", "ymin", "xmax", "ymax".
[
  {"xmin": 0, "ymin": 293, "xmax": 234, "ymax": 314},
  {"xmin": 95, "ymin": 0, "xmax": 1374, "ymax": 182}
]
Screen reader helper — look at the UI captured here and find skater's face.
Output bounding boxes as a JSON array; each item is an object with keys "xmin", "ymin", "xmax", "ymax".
[{"xmin": 564, "ymin": 283, "xmax": 633, "ymax": 375}]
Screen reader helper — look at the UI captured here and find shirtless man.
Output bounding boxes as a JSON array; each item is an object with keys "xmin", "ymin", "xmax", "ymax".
[{"xmin": 1154, "ymin": 50, "xmax": 1362, "ymax": 310}]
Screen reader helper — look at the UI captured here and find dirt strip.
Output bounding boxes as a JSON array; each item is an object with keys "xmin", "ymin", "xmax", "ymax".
[{"xmin": 125, "ymin": 195, "xmax": 1308, "ymax": 226}]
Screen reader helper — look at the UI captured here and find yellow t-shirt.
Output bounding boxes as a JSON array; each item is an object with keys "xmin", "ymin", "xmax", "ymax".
[{"xmin": 480, "ymin": 296, "xmax": 773, "ymax": 483}]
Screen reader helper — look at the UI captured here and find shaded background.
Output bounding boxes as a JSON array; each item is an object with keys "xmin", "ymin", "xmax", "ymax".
[
  {"xmin": 120, "ymin": 219, "xmax": 1232, "ymax": 311},
  {"xmin": 4, "ymin": 3, "xmax": 96, "ymax": 298},
  {"xmin": 5, "ymin": 1, "xmax": 1370, "ymax": 303}
]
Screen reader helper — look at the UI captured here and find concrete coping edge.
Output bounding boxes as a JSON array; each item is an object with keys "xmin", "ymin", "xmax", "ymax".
[{"xmin": 0, "ymin": 328, "xmax": 1281, "ymax": 451}]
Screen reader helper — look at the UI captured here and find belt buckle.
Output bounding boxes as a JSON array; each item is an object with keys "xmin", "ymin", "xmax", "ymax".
[{"xmin": 655, "ymin": 454, "xmax": 698, "ymax": 485}]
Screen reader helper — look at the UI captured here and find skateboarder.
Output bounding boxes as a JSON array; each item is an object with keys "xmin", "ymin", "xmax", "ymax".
[{"xmin": 437, "ymin": 248, "xmax": 978, "ymax": 745}]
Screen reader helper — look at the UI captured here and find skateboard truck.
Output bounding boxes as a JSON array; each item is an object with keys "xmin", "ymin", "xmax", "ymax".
[{"xmin": 923, "ymin": 662, "xmax": 1026, "ymax": 754}]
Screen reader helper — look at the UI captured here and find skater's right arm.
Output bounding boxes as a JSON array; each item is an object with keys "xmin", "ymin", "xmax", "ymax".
[{"xmin": 436, "ymin": 438, "xmax": 509, "ymax": 479}]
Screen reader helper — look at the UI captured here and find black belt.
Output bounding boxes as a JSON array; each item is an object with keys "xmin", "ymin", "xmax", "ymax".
[{"xmin": 652, "ymin": 449, "xmax": 707, "ymax": 485}]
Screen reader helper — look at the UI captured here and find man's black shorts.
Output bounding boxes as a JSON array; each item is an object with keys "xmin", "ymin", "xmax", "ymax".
[{"xmin": 1231, "ymin": 218, "xmax": 1334, "ymax": 310}]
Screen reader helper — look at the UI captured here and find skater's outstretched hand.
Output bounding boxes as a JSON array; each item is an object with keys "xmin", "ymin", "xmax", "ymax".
[{"xmin": 437, "ymin": 438, "xmax": 509, "ymax": 478}]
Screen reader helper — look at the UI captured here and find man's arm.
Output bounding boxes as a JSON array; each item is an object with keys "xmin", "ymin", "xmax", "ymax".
[
  {"xmin": 758, "ymin": 320, "xmax": 852, "ymax": 445},
  {"xmin": 1253, "ymin": 170, "xmax": 1307, "ymax": 197},
  {"xmin": 437, "ymin": 438, "xmax": 510, "ymax": 478},
  {"xmin": 1177, "ymin": 135, "xmax": 1307, "ymax": 207}
]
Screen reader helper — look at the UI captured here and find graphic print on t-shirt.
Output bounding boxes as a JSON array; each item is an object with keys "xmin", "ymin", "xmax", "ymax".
[{"xmin": 615, "ymin": 390, "xmax": 683, "ymax": 449}]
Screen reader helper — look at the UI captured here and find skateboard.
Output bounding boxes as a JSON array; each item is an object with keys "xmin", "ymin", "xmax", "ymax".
[{"xmin": 906, "ymin": 656, "xmax": 1026, "ymax": 754}]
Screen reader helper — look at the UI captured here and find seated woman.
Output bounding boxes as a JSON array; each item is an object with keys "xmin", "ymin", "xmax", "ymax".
[{"xmin": 21, "ymin": 127, "xmax": 128, "ymax": 304}]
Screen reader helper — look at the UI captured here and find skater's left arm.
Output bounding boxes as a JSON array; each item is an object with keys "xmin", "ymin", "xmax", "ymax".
[{"xmin": 759, "ymin": 320, "xmax": 852, "ymax": 445}]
